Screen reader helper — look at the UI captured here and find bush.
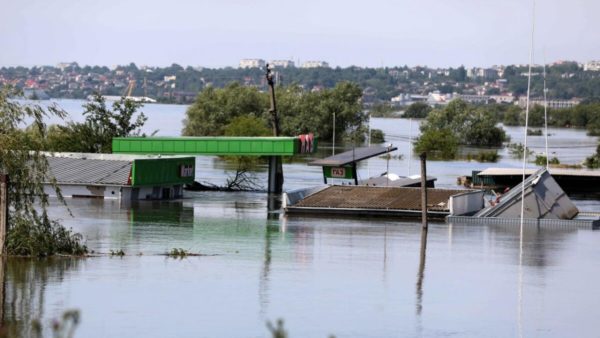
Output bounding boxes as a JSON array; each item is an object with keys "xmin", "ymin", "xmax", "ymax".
[
  {"xmin": 535, "ymin": 155, "xmax": 560, "ymax": 166},
  {"xmin": 370, "ymin": 129, "xmax": 385, "ymax": 143},
  {"xmin": 466, "ymin": 151, "xmax": 499, "ymax": 162},
  {"xmin": 585, "ymin": 144, "xmax": 600, "ymax": 168},
  {"xmin": 403, "ymin": 102, "xmax": 431, "ymax": 118}
]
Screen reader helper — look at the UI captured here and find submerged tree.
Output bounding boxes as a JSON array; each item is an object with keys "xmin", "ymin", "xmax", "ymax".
[
  {"xmin": 585, "ymin": 144, "xmax": 600, "ymax": 169},
  {"xmin": 0, "ymin": 86, "xmax": 86, "ymax": 256},
  {"xmin": 45, "ymin": 93, "xmax": 147, "ymax": 153},
  {"xmin": 182, "ymin": 81, "xmax": 366, "ymax": 142},
  {"xmin": 415, "ymin": 99, "xmax": 506, "ymax": 159}
]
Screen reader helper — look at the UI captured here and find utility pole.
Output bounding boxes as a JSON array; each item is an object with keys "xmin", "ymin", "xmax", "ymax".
[
  {"xmin": 420, "ymin": 153, "xmax": 428, "ymax": 230},
  {"xmin": 266, "ymin": 65, "xmax": 284, "ymax": 194},
  {"xmin": 0, "ymin": 175, "xmax": 8, "ymax": 255}
]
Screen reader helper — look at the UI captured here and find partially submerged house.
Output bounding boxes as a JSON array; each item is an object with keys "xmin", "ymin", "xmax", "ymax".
[
  {"xmin": 43, "ymin": 153, "xmax": 195, "ymax": 200},
  {"xmin": 284, "ymin": 185, "xmax": 484, "ymax": 219},
  {"xmin": 448, "ymin": 168, "xmax": 600, "ymax": 228},
  {"xmin": 475, "ymin": 169, "xmax": 578, "ymax": 219}
]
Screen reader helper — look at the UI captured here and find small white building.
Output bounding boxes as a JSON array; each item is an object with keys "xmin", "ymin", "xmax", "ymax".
[
  {"xmin": 518, "ymin": 97, "xmax": 581, "ymax": 109},
  {"xmin": 269, "ymin": 60, "xmax": 295, "ymax": 68},
  {"xmin": 583, "ymin": 61, "xmax": 600, "ymax": 71},
  {"xmin": 301, "ymin": 61, "xmax": 330, "ymax": 68},
  {"xmin": 239, "ymin": 59, "xmax": 266, "ymax": 69}
]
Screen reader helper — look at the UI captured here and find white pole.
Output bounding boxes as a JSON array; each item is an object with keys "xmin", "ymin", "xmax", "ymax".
[
  {"xmin": 520, "ymin": 0, "xmax": 536, "ymax": 236},
  {"xmin": 408, "ymin": 118, "xmax": 413, "ymax": 176},
  {"xmin": 543, "ymin": 56, "xmax": 549, "ymax": 168},
  {"xmin": 332, "ymin": 112, "xmax": 336, "ymax": 156},
  {"xmin": 368, "ymin": 113, "xmax": 371, "ymax": 178}
]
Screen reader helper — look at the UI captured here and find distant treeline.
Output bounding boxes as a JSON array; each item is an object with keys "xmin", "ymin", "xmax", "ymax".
[
  {"xmin": 485, "ymin": 102, "xmax": 600, "ymax": 136},
  {"xmin": 2, "ymin": 61, "xmax": 600, "ymax": 103}
]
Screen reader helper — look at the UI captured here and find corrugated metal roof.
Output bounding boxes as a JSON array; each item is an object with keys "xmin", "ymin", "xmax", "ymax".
[
  {"xmin": 478, "ymin": 167, "xmax": 600, "ymax": 177},
  {"xmin": 293, "ymin": 185, "xmax": 468, "ymax": 212},
  {"xmin": 309, "ymin": 146, "xmax": 397, "ymax": 167},
  {"xmin": 46, "ymin": 157, "xmax": 132, "ymax": 186}
]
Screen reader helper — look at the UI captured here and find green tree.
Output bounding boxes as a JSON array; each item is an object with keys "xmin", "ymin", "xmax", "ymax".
[
  {"xmin": 224, "ymin": 115, "xmax": 271, "ymax": 136},
  {"xmin": 403, "ymin": 102, "xmax": 431, "ymax": 118},
  {"xmin": 0, "ymin": 86, "xmax": 86, "ymax": 256},
  {"xmin": 183, "ymin": 81, "xmax": 366, "ymax": 142},
  {"xmin": 183, "ymin": 83, "xmax": 268, "ymax": 136},
  {"xmin": 527, "ymin": 105, "xmax": 546, "ymax": 127},
  {"xmin": 46, "ymin": 94, "xmax": 147, "ymax": 153},
  {"xmin": 413, "ymin": 128, "xmax": 458, "ymax": 160},
  {"xmin": 585, "ymin": 144, "xmax": 600, "ymax": 169},
  {"xmin": 278, "ymin": 82, "xmax": 365, "ymax": 141},
  {"xmin": 416, "ymin": 99, "xmax": 506, "ymax": 158},
  {"xmin": 502, "ymin": 106, "xmax": 522, "ymax": 126}
]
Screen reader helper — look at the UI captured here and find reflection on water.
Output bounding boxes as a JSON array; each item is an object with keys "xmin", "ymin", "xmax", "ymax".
[
  {"xmin": 2, "ymin": 196, "xmax": 600, "ymax": 337},
  {"xmin": 1, "ymin": 258, "xmax": 82, "ymax": 337},
  {"xmin": 7, "ymin": 101, "xmax": 600, "ymax": 337}
]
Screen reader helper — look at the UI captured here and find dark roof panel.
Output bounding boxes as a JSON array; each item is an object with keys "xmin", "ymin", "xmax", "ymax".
[{"xmin": 308, "ymin": 146, "xmax": 398, "ymax": 167}]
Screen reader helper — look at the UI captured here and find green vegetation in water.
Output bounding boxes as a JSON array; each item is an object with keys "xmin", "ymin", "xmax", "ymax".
[
  {"xmin": 1, "ymin": 86, "xmax": 87, "ymax": 257},
  {"xmin": 183, "ymin": 82, "xmax": 366, "ymax": 142},
  {"xmin": 109, "ymin": 249, "xmax": 125, "ymax": 257},
  {"xmin": 369, "ymin": 129, "xmax": 385, "ymax": 143},
  {"xmin": 527, "ymin": 129, "xmax": 543, "ymax": 136},
  {"xmin": 534, "ymin": 155, "xmax": 560, "ymax": 166},
  {"xmin": 368, "ymin": 103, "xmax": 398, "ymax": 118},
  {"xmin": 414, "ymin": 129, "xmax": 458, "ymax": 160},
  {"xmin": 508, "ymin": 143, "xmax": 534, "ymax": 159},
  {"xmin": 585, "ymin": 144, "xmax": 600, "ymax": 169},
  {"xmin": 266, "ymin": 319, "xmax": 335, "ymax": 338},
  {"xmin": 403, "ymin": 102, "xmax": 432, "ymax": 119},
  {"xmin": 465, "ymin": 151, "xmax": 500, "ymax": 163},
  {"xmin": 378, "ymin": 154, "xmax": 404, "ymax": 160},
  {"xmin": 267, "ymin": 319, "xmax": 288, "ymax": 338},
  {"xmin": 415, "ymin": 100, "xmax": 506, "ymax": 159},
  {"xmin": 27, "ymin": 310, "xmax": 80, "ymax": 338},
  {"xmin": 164, "ymin": 248, "xmax": 208, "ymax": 258},
  {"xmin": 168, "ymin": 248, "xmax": 189, "ymax": 257}
]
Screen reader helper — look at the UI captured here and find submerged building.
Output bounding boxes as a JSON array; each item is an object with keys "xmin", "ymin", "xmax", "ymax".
[{"xmin": 43, "ymin": 153, "xmax": 195, "ymax": 200}]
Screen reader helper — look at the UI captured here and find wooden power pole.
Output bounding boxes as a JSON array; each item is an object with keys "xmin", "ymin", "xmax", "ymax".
[{"xmin": 0, "ymin": 175, "xmax": 8, "ymax": 255}]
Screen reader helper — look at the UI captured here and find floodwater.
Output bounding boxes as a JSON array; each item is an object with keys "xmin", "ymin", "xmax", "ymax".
[{"xmin": 4, "ymin": 100, "xmax": 600, "ymax": 337}]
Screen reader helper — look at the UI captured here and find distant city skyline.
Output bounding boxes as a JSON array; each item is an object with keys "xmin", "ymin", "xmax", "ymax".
[{"xmin": 1, "ymin": 0, "xmax": 599, "ymax": 69}]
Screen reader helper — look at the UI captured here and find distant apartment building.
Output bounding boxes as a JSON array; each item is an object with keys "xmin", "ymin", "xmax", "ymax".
[
  {"xmin": 490, "ymin": 94, "xmax": 515, "ymax": 104},
  {"xmin": 301, "ymin": 61, "xmax": 330, "ymax": 68},
  {"xmin": 518, "ymin": 97, "xmax": 581, "ymax": 109},
  {"xmin": 457, "ymin": 94, "xmax": 490, "ymax": 104},
  {"xmin": 269, "ymin": 60, "xmax": 295, "ymax": 68},
  {"xmin": 57, "ymin": 62, "xmax": 78, "ymax": 71},
  {"xmin": 164, "ymin": 75, "xmax": 177, "ymax": 82},
  {"xmin": 427, "ymin": 91, "xmax": 455, "ymax": 105},
  {"xmin": 467, "ymin": 68, "xmax": 498, "ymax": 79},
  {"xmin": 583, "ymin": 61, "xmax": 600, "ymax": 71},
  {"xmin": 390, "ymin": 93, "xmax": 427, "ymax": 106},
  {"xmin": 239, "ymin": 59, "xmax": 266, "ymax": 69}
]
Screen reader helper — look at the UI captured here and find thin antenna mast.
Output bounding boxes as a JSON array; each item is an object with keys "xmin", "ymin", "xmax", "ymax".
[
  {"xmin": 408, "ymin": 118, "xmax": 413, "ymax": 176},
  {"xmin": 520, "ymin": 0, "xmax": 536, "ymax": 233},
  {"xmin": 543, "ymin": 53, "xmax": 549, "ymax": 168}
]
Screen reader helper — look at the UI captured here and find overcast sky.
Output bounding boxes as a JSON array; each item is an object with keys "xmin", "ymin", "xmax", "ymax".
[{"xmin": 1, "ymin": 0, "xmax": 598, "ymax": 68}]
